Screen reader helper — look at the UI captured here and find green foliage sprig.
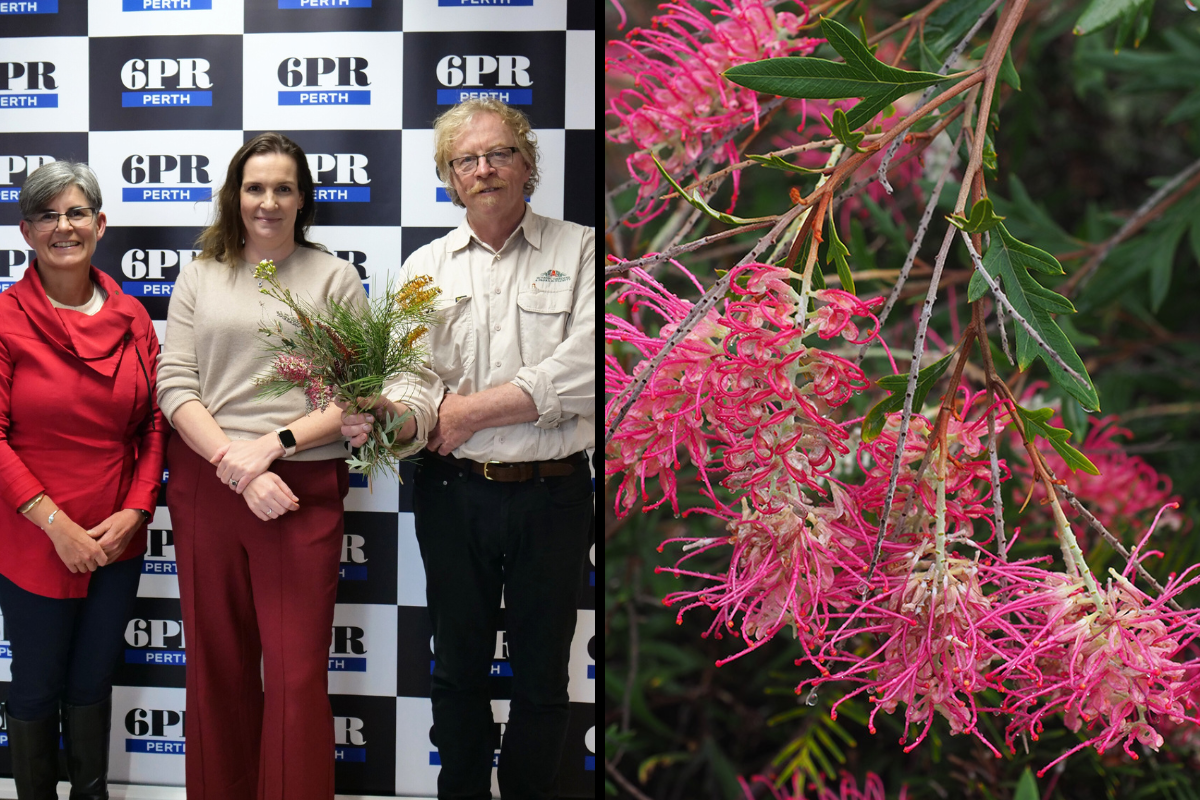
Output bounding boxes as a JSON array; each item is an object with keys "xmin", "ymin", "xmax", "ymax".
[{"xmin": 252, "ymin": 259, "xmax": 441, "ymax": 480}]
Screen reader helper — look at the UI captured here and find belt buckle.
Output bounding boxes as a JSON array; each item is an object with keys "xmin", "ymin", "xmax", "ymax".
[{"xmin": 482, "ymin": 461, "xmax": 506, "ymax": 481}]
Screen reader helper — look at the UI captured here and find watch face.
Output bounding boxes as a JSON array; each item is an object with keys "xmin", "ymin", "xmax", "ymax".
[{"xmin": 279, "ymin": 429, "xmax": 298, "ymax": 449}]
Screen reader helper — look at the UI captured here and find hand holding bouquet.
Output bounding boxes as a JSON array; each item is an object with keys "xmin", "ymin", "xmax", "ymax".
[{"xmin": 252, "ymin": 259, "xmax": 440, "ymax": 479}]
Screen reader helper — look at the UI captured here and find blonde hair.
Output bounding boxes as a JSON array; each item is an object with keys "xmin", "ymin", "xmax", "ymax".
[{"xmin": 432, "ymin": 98, "xmax": 540, "ymax": 207}]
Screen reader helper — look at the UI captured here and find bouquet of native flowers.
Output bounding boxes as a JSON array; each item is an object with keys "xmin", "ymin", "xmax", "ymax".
[{"xmin": 252, "ymin": 259, "xmax": 440, "ymax": 480}]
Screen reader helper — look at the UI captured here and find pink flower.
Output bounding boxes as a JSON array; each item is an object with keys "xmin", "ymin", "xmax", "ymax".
[
  {"xmin": 605, "ymin": 0, "xmax": 821, "ymax": 222},
  {"xmin": 739, "ymin": 770, "xmax": 905, "ymax": 800},
  {"xmin": 272, "ymin": 354, "xmax": 314, "ymax": 384}
]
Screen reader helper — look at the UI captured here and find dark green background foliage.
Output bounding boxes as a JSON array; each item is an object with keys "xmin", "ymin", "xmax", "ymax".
[{"xmin": 605, "ymin": 0, "xmax": 1200, "ymax": 797}]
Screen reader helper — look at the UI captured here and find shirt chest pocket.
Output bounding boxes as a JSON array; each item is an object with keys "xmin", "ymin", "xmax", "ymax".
[
  {"xmin": 429, "ymin": 295, "xmax": 476, "ymax": 383},
  {"xmin": 516, "ymin": 289, "xmax": 572, "ymax": 366}
]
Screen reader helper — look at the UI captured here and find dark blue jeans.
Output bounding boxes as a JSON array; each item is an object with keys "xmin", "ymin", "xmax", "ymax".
[
  {"xmin": 0, "ymin": 556, "xmax": 143, "ymax": 720},
  {"xmin": 414, "ymin": 453, "xmax": 592, "ymax": 800}
]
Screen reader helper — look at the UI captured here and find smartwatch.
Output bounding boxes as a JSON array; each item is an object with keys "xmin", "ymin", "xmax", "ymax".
[{"xmin": 275, "ymin": 427, "xmax": 297, "ymax": 457}]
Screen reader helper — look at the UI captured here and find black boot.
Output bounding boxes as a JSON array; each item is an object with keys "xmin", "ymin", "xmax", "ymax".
[
  {"xmin": 6, "ymin": 706, "xmax": 61, "ymax": 800},
  {"xmin": 61, "ymin": 695, "xmax": 111, "ymax": 800}
]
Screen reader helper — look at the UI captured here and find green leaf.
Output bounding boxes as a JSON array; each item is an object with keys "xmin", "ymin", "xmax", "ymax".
[
  {"xmin": 1014, "ymin": 768, "xmax": 1040, "ymax": 800},
  {"xmin": 826, "ymin": 218, "xmax": 855, "ymax": 294},
  {"xmin": 1074, "ymin": 0, "xmax": 1148, "ymax": 36},
  {"xmin": 1014, "ymin": 405, "xmax": 1100, "ymax": 475},
  {"xmin": 862, "ymin": 350, "xmax": 956, "ymax": 442},
  {"xmin": 974, "ymin": 224, "xmax": 1100, "ymax": 411},
  {"xmin": 723, "ymin": 17, "xmax": 947, "ymax": 129},
  {"xmin": 745, "ymin": 153, "xmax": 821, "ymax": 174},
  {"xmin": 999, "ymin": 47, "xmax": 1022, "ymax": 90},
  {"xmin": 948, "ymin": 197, "xmax": 1005, "ymax": 234},
  {"xmin": 1148, "ymin": 218, "xmax": 1189, "ymax": 312},
  {"xmin": 820, "ymin": 107, "xmax": 866, "ymax": 152},
  {"xmin": 650, "ymin": 156, "xmax": 770, "ymax": 226}
]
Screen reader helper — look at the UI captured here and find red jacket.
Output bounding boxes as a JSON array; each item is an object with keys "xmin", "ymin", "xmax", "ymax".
[{"xmin": 0, "ymin": 264, "xmax": 167, "ymax": 598}]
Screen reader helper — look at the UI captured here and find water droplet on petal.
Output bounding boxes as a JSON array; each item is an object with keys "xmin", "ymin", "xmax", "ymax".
[{"xmin": 805, "ymin": 689, "xmax": 819, "ymax": 706}]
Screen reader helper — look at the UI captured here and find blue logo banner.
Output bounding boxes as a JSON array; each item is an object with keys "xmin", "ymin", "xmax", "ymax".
[
  {"xmin": 328, "ymin": 657, "xmax": 367, "ymax": 671},
  {"xmin": 126, "ymin": 739, "xmax": 185, "ymax": 754},
  {"xmin": 279, "ymin": 0, "xmax": 372, "ymax": 7},
  {"xmin": 0, "ymin": 94, "xmax": 58, "ymax": 108},
  {"xmin": 278, "ymin": 91, "xmax": 370, "ymax": 105},
  {"xmin": 123, "ymin": 0, "xmax": 212, "ymax": 9},
  {"xmin": 122, "ymin": 187, "xmax": 212, "ymax": 202},
  {"xmin": 339, "ymin": 565, "xmax": 368, "ymax": 580},
  {"xmin": 334, "ymin": 747, "xmax": 367, "ymax": 762},
  {"xmin": 121, "ymin": 91, "xmax": 212, "ymax": 107},
  {"xmin": 436, "ymin": 89, "xmax": 531, "ymax": 105},
  {"xmin": 438, "ymin": 0, "xmax": 533, "ymax": 4},
  {"xmin": 125, "ymin": 649, "xmax": 186, "ymax": 665},
  {"xmin": 314, "ymin": 187, "xmax": 370, "ymax": 202},
  {"xmin": 0, "ymin": 0, "xmax": 58, "ymax": 13},
  {"xmin": 0, "ymin": 188, "xmax": 19, "ymax": 202},
  {"xmin": 122, "ymin": 282, "xmax": 176, "ymax": 297}
]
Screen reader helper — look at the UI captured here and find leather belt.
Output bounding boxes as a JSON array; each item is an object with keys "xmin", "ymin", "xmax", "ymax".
[{"xmin": 425, "ymin": 450, "xmax": 584, "ymax": 482}]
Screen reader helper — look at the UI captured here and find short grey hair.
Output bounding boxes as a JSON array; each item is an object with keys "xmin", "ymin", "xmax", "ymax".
[{"xmin": 18, "ymin": 161, "xmax": 103, "ymax": 219}]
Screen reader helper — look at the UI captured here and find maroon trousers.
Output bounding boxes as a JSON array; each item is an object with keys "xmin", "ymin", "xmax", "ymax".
[{"xmin": 167, "ymin": 435, "xmax": 348, "ymax": 800}]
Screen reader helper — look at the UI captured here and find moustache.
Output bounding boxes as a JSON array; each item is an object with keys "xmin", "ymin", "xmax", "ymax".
[{"xmin": 468, "ymin": 178, "xmax": 508, "ymax": 195}]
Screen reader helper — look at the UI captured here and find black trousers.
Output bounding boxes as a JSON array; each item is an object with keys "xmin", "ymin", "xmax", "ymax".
[
  {"xmin": 0, "ymin": 556, "xmax": 143, "ymax": 721},
  {"xmin": 414, "ymin": 453, "xmax": 592, "ymax": 800}
]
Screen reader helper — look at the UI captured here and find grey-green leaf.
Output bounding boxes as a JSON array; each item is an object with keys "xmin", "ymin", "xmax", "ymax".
[
  {"xmin": 745, "ymin": 153, "xmax": 821, "ymax": 174},
  {"xmin": 651, "ymin": 156, "xmax": 771, "ymax": 226},
  {"xmin": 863, "ymin": 350, "xmax": 956, "ymax": 442},
  {"xmin": 1074, "ymin": 0, "xmax": 1148, "ymax": 35},
  {"xmin": 723, "ymin": 17, "xmax": 946, "ymax": 130},
  {"xmin": 978, "ymin": 224, "xmax": 1099, "ymax": 411},
  {"xmin": 1014, "ymin": 768, "xmax": 1039, "ymax": 800}
]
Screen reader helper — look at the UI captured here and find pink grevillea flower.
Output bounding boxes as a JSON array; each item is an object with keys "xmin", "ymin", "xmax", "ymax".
[
  {"xmin": 605, "ymin": 0, "xmax": 821, "ymax": 222},
  {"xmin": 303, "ymin": 379, "xmax": 334, "ymax": 412},
  {"xmin": 739, "ymin": 770, "xmax": 905, "ymax": 800},
  {"xmin": 656, "ymin": 484, "xmax": 879, "ymax": 665},
  {"xmin": 272, "ymin": 354, "xmax": 315, "ymax": 384},
  {"xmin": 852, "ymin": 388, "xmax": 1011, "ymax": 537},
  {"xmin": 809, "ymin": 289, "xmax": 884, "ymax": 343},
  {"xmin": 991, "ymin": 521, "xmax": 1200, "ymax": 775},
  {"xmin": 605, "ymin": 261, "xmax": 883, "ymax": 517}
]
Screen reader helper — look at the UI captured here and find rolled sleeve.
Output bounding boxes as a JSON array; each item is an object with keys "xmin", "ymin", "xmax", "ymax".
[
  {"xmin": 383, "ymin": 364, "xmax": 443, "ymax": 458},
  {"xmin": 156, "ymin": 263, "xmax": 203, "ymax": 425},
  {"xmin": 511, "ymin": 228, "xmax": 596, "ymax": 429}
]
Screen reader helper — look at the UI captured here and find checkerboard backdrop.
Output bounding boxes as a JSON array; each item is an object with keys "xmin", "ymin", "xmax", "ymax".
[{"xmin": 0, "ymin": 1, "xmax": 596, "ymax": 796}]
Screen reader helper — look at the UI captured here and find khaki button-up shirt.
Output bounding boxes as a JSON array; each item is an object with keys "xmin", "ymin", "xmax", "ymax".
[{"xmin": 386, "ymin": 205, "xmax": 595, "ymax": 463}]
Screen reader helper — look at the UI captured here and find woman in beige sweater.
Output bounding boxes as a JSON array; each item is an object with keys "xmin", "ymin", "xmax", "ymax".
[{"xmin": 157, "ymin": 133, "xmax": 362, "ymax": 800}]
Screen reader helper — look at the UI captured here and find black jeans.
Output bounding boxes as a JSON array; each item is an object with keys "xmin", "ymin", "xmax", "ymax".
[
  {"xmin": 414, "ymin": 454, "xmax": 592, "ymax": 800},
  {"xmin": 0, "ymin": 556, "xmax": 143, "ymax": 720}
]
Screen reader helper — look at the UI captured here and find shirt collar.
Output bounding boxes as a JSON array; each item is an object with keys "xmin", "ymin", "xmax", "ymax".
[{"xmin": 447, "ymin": 204, "xmax": 541, "ymax": 254}]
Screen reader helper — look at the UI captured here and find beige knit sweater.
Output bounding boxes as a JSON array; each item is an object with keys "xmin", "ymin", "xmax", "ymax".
[{"xmin": 157, "ymin": 246, "xmax": 365, "ymax": 461}]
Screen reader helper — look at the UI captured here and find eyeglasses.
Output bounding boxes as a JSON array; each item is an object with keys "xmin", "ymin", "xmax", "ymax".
[
  {"xmin": 26, "ymin": 207, "xmax": 97, "ymax": 232},
  {"xmin": 448, "ymin": 147, "xmax": 519, "ymax": 176}
]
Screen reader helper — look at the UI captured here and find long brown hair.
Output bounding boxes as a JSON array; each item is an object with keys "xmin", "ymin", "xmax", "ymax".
[{"xmin": 196, "ymin": 132, "xmax": 327, "ymax": 263}]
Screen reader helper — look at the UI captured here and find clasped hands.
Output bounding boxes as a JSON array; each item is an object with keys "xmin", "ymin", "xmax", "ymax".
[
  {"xmin": 210, "ymin": 435, "xmax": 299, "ymax": 522},
  {"xmin": 48, "ymin": 508, "xmax": 145, "ymax": 574}
]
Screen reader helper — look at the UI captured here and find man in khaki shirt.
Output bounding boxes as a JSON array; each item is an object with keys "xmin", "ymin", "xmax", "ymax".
[{"xmin": 341, "ymin": 98, "xmax": 594, "ymax": 799}]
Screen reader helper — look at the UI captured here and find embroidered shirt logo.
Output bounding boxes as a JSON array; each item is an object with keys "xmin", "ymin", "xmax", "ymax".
[{"xmin": 534, "ymin": 268, "xmax": 570, "ymax": 284}]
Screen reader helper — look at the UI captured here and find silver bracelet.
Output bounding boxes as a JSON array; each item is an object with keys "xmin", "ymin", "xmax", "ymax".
[{"xmin": 46, "ymin": 509, "xmax": 59, "ymax": 526}]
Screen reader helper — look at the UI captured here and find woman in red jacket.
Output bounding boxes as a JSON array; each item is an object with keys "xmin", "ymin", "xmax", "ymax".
[{"xmin": 0, "ymin": 161, "xmax": 166, "ymax": 800}]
